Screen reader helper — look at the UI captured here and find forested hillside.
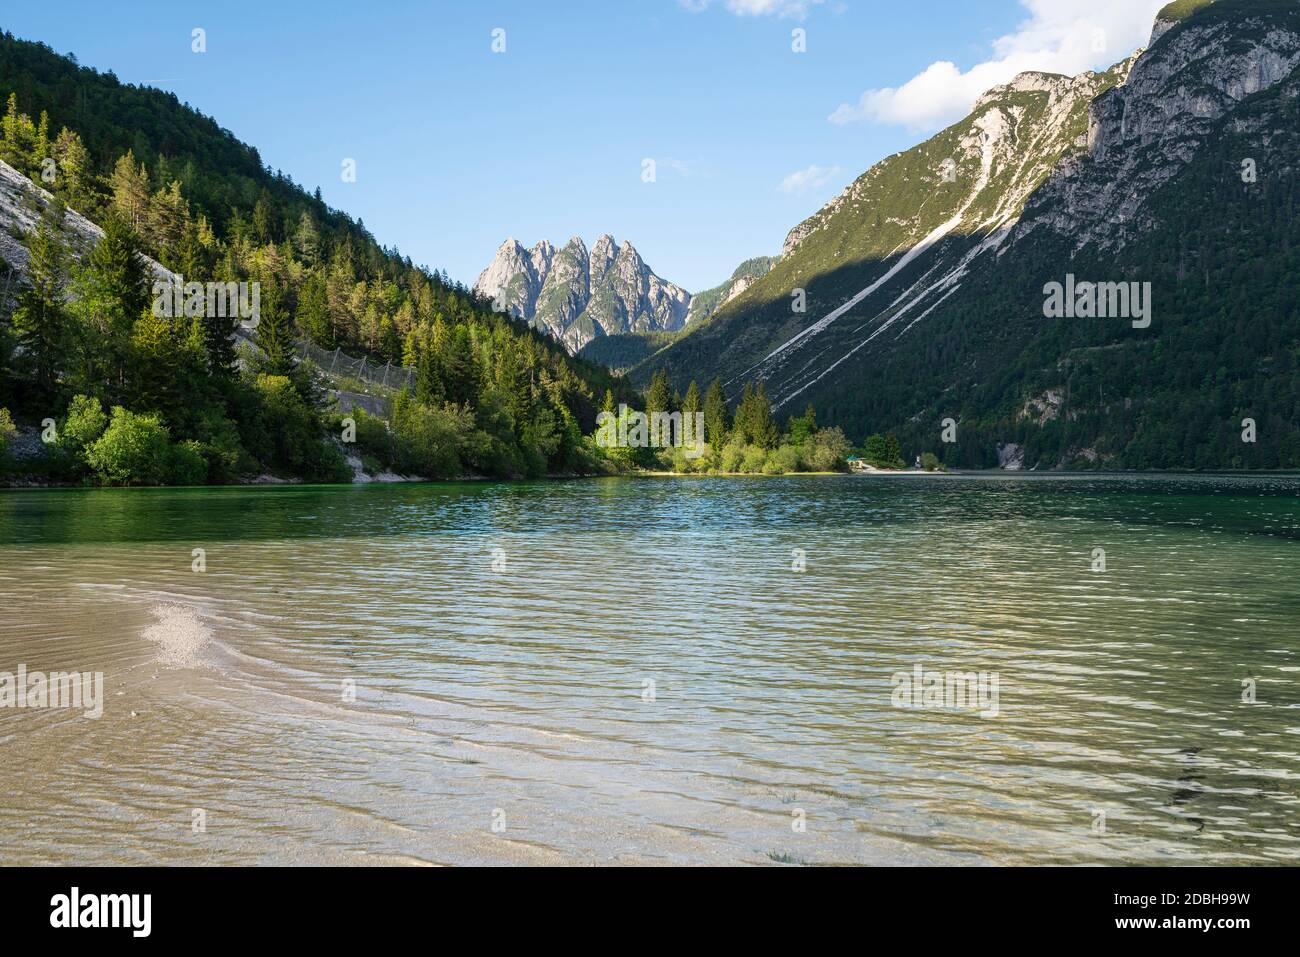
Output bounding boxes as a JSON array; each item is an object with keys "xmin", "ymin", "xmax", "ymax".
[
  {"xmin": 0, "ymin": 30, "xmax": 628, "ymax": 484},
  {"xmin": 634, "ymin": 0, "xmax": 1300, "ymax": 470}
]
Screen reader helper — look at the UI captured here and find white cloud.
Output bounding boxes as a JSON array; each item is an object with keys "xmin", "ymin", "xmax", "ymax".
[
  {"xmin": 779, "ymin": 164, "xmax": 843, "ymax": 194},
  {"xmin": 679, "ymin": 0, "xmax": 826, "ymax": 19},
  {"xmin": 829, "ymin": 0, "xmax": 1167, "ymax": 130}
]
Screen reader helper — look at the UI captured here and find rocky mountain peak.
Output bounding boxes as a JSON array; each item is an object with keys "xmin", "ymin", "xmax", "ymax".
[
  {"xmin": 589, "ymin": 234, "xmax": 618, "ymax": 286},
  {"xmin": 561, "ymin": 235, "xmax": 587, "ymax": 256},
  {"xmin": 1020, "ymin": 0, "xmax": 1300, "ymax": 251},
  {"xmin": 974, "ymin": 71, "xmax": 1074, "ymax": 111},
  {"xmin": 473, "ymin": 234, "xmax": 691, "ymax": 352},
  {"xmin": 616, "ymin": 240, "xmax": 644, "ymax": 265}
]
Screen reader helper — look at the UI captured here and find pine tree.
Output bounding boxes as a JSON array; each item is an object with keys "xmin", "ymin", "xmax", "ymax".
[
  {"xmin": 884, "ymin": 432, "xmax": 905, "ymax": 469},
  {"xmin": 149, "ymin": 180, "xmax": 189, "ymax": 265},
  {"xmin": 200, "ymin": 303, "xmax": 241, "ymax": 379},
  {"xmin": 252, "ymin": 191, "xmax": 273, "ymax": 245},
  {"xmin": 734, "ymin": 381, "xmax": 778, "ymax": 448},
  {"xmin": 129, "ymin": 313, "xmax": 181, "ymax": 411},
  {"xmin": 297, "ymin": 272, "xmax": 331, "ymax": 347},
  {"xmin": 52, "ymin": 128, "xmax": 93, "ymax": 210},
  {"xmin": 754, "ymin": 382, "xmax": 779, "ymax": 448},
  {"xmin": 441, "ymin": 324, "xmax": 480, "ymax": 406},
  {"xmin": 682, "ymin": 380, "xmax": 701, "ymax": 417},
  {"xmin": 294, "ymin": 211, "xmax": 321, "ymax": 267},
  {"xmin": 703, "ymin": 378, "xmax": 729, "ymax": 446},
  {"xmin": 175, "ymin": 221, "xmax": 207, "ymax": 279},
  {"xmin": 787, "ymin": 404, "xmax": 817, "ymax": 446},
  {"xmin": 12, "ymin": 198, "xmax": 70, "ymax": 399},
  {"xmin": 646, "ymin": 369, "xmax": 671, "ymax": 417},
  {"xmin": 33, "ymin": 111, "xmax": 49, "ymax": 165},
  {"xmin": 108, "ymin": 151, "xmax": 151, "ymax": 230},
  {"xmin": 863, "ymin": 434, "xmax": 889, "ymax": 467},
  {"xmin": 255, "ymin": 282, "xmax": 294, "ymax": 375},
  {"xmin": 0, "ymin": 93, "xmax": 22, "ymax": 168},
  {"xmin": 85, "ymin": 211, "xmax": 153, "ymax": 331},
  {"xmin": 415, "ymin": 344, "xmax": 445, "ymax": 405}
]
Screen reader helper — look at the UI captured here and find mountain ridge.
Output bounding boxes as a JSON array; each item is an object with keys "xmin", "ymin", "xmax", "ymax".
[
  {"xmin": 631, "ymin": 0, "xmax": 1300, "ymax": 469},
  {"xmin": 474, "ymin": 234, "xmax": 691, "ymax": 352}
]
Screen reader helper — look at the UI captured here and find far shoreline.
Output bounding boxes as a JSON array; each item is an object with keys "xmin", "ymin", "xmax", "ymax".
[{"xmin": 4, "ymin": 468, "xmax": 1300, "ymax": 494}]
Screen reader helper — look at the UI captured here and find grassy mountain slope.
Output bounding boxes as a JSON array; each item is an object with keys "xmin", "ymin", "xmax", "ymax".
[{"xmin": 632, "ymin": 58, "xmax": 1132, "ymax": 397}]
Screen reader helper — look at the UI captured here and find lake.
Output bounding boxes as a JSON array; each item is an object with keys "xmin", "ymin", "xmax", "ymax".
[{"xmin": 1, "ymin": 474, "xmax": 1297, "ymax": 865}]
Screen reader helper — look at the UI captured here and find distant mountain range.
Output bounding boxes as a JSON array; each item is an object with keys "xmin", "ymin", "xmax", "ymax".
[
  {"xmin": 626, "ymin": 0, "xmax": 1300, "ymax": 470},
  {"xmin": 473, "ymin": 235, "xmax": 687, "ymax": 352},
  {"xmin": 474, "ymin": 236, "xmax": 777, "ymax": 353}
]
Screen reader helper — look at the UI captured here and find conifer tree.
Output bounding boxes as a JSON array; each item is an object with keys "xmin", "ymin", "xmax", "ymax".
[
  {"xmin": 33, "ymin": 111, "xmax": 50, "ymax": 167},
  {"xmin": 255, "ymin": 282, "xmax": 294, "ymax": 375},
  {"xmin": 12, "ymin": 198, "xmax": 70, "ymax": 400},
  {"xmin": 646, "ymin": 369, "xmax": 671, "ymax": 418},
  {"xmin": 297, "ymin": 273, "xmax": 331, "ymax": 347},
  {"xmin": 108, "ymin": 150, "xmax": 151, "ymax": 229},
  {"xmin": 294, "ymin": 211, "xmax": 321, "ymax": 267},
  {"xmin": 86, "ymin": 212, "xmax": 153, "ymax": 330},
  {"xmin": 52, "ymin": 128, "xmax": 92, "ymax": 210},
  {"xmin": 1, "ymin": 93, "xmax": 22, "ymax": 168},
  {"xmin": 884, "ymin": 433, "xmax": 905, "ymax": 469},
  {"xmin": 62, "ymin": 211, "xmax": 152, "ymax": 398},
  {"xmin": 682, "ymin": 380, "xmax": 701, "ymax": 418},
  {"xmin": 129, "ymin": 312, "xmax": 181, "ymax": 411},
  {"xmin": 734, "ymin": 381, "xmax": 778, "ymax": 449},
  {"xmin": 703, "ymin": 378, "xmax": 729, "ymax": 446},
  {"xmin": 149, "ymin": 180, "xmax": 189, "ymax": 264}
]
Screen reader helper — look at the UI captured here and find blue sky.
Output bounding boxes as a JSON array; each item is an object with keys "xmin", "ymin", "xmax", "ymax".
[{"xmin": 3, "ymin": 0, "xmax": 1165, "ymax": 291}]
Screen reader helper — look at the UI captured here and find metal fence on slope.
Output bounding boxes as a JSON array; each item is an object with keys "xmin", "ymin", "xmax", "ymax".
[
  {"xmin": 297, "ymin": 340, "xmax": 416, "ymax": 394},
  {"xmin": 233, "ymin": 326, "xmax": 416, "ymax": 395}
]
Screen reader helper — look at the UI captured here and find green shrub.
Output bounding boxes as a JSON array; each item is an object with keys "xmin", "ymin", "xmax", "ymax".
[
  {"xmin": 720, "ymin": 437, "xmax": 748, "ymax": 473},
  {"xmin": 298, "ymin": 436, "xmax": 353, "ymax": 484},
  {"xmin": 740, "ymin": 445, "xmax": 769, "ymax": 474},
  {"xmin": 765, "ymin": 445, "xmax": 801, "ymax": 474},
  {"xmin": 242, "ymin": 374, "xmax": 348, "ymax": 482},
  {"xmin": 391, "ymin": 394, "xmax": 473, "ymax": 478},
  {"xmin": 165, "ymin": 440, "xmax": 208, "ymax": 486},
  {"xmin": 85, "ymin": 407, "xmax": 171, "ymax": 485},
  {"xmin": 804, "ymin": 427, "xmax": 851, "ymax": 472},
  {"xmin": 670, "ymin": 443, "xmax": 712, "ymax": 474},
  {"xmin": 60, "ymin": 395, "xmax": 108, "ymax": 453},
  {"xmin": 346, "ymin": 407, "xmax": 397, "ymax": 468},
  {"xmin": 192, "ymin": 414, "xmax": 255, "ymax": 484}
]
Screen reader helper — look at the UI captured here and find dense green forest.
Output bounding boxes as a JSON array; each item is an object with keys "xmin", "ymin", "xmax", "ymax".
[
  {"xmin": 598, "ymin": 370, "xmax": 853, "ymax": 474},
  {"xmin": 577, "ymin": 330, "xmax": 679, "ymax": 373},
  {"xmin": 0, "ymin": 30, "xmax": 631, "ymax": 485}
]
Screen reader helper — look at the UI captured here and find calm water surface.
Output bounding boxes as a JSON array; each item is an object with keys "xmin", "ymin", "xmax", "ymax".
[{"xmin": 1, "ymin": 474, "xmax": 1297, "ymax": 865}]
